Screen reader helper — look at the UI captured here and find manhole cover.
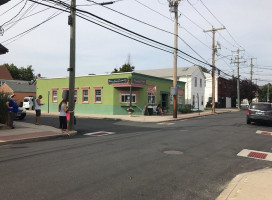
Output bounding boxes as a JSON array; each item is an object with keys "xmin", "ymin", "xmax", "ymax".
[{"xmin": 164, "ymin": 150, "xmax": 183, "ymax": 155}]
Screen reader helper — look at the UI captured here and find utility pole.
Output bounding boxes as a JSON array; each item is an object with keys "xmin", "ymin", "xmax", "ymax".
[
  {"xmin": 231, "ymin": 49, "xmax": 246, "ymax": 110},
  {"xmin": 250, "ymin": 58, "xmax": 256, "ymax": 82},
  {"xmin": 168, "ymin": 0, "xmax": 181, "ymax": 118},
  {"xmin": 203, "ymin": 27, "xmax": 225, "ymax": 113},
  {"xmin": 67, "ymin": 0, "xmax": 76, "ymax": 131}
]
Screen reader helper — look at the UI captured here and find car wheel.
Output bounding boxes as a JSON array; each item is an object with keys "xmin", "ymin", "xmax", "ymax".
[{"xmin": 247, "ymin": 119, "xmax": 251, "ymax": 124}]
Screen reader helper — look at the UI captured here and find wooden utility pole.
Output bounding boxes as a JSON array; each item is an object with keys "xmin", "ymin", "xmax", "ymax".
[
  {"xmin": 203, "ymin": 27, "xmax": 225, "ymax": 113},
  {"xmin": 232, "ymin": 49, "xmax": 246, "ymax": 110},
  {"xmin": 169, "ymin": 0, "xmax": 181, "ymax": 118},
  {"xmin": 68, "ymin": 0, "xmax": 76, "ymax": 131}
]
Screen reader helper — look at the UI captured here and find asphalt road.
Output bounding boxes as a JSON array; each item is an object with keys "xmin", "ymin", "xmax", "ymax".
[{"xmin": 1, "ymin": 111, "xmax": 272, "ymax": 200}]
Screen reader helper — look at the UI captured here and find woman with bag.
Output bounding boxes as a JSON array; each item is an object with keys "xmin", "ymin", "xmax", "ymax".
[{"xmin": 58, "ymin": 100, "xmax": 69, "ymax": 135}]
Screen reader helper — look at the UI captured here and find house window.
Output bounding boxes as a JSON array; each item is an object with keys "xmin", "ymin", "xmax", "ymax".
[
  {"xmin": 148, "ymin": 92, "xmax": 156, "ymax": 105},
  {"xmin": 121, "ymin": 94, "xmax": 136, "ymax": 103},
  {"xmin": 52, "ymin": 89, "xmax": 58, "ymax": 103},
  {"xmin": 94, "ymin": 88, "xmax": 102, "ymax": 103},
  {"xmin": 219, "ymin": 80, "xmax": 222, "ymax": 88},
  {"xmin": 224, "ymin": 82, "xmax": 227, "ymax": 88},
  {"xmin": 192, "ymin": 95, "xmax": 195, "ymax": 107},
  {"xmin": 82, "ymin": 89, "xmax": 89, "ymax": 103},
  {"xmin": 195, "ymin": 77, "xmax": 197, "ymax": 87},
  {"xmin": 200, "ymin": 79, "xmax": 202, "ymax": 88},
  {"xmin": 201, "ymin": 96, "xmax": 204, "ymax": 105}
]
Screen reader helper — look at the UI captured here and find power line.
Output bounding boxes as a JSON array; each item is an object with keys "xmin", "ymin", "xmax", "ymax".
[
  {"xmin": 187, "ymin": 0, "xmax": 213, "ymax": 27},
  {"xmin": 85, "ymin": 0, "xmax": 210, "ymax": 65},
  {"xmin": 0, "ymin": 0, "xmax": 25, "ymax": 17},
  {"xmin": 1, "ymin": 0, "xmax": 28, "ymax": 27},
  {"xmin": 2, "ymin": 11, "xmax": 63, "ymax": 45}
]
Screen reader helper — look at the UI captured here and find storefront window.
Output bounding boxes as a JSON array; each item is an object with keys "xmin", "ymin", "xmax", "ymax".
[
  {"xmin": 121, "ymin": 94, "xmax": 136, "ymax": 103},
  {"xmin": 148, "ymin": 92, "xmax": 156, "ymax": 105},
  {"xmin": 95, "ymin": 89, "xmax": 102, "ymax": 103},
  {"xmin": 52, "ymin": 90, "xmax": 58, "ymax": 103},
  {"xmin": 82, "ymin": 90, "xmax": 89, "ymax": 103}
]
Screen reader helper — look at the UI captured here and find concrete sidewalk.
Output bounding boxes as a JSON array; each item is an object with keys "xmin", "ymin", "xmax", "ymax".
[
  {"xmin": 0, "ymin": 122, "xmax": 69, "ymax": 145},
  {"xmin": 0, "ymin": 108, "xmax": 236, "ymax": 145},
  {"xmin": 1, "ymin": 108, "xmax": 271, "ymax": 199},
  {"xmin": 27, "ymin": 108, "xmax": 238, "ymax": 123}
]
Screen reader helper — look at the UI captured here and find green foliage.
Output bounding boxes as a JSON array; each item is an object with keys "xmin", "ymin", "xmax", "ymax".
[
  {"xmin": 4, "ymin": 63, "xmax": 35, "ymax": 81},
  {"xmin": 112, "ymin": 54, "xmax": 135, "ymax": 73},
  {"xmin": 258, "ymin": 83, "xmax": 272, "ymax": 102},
  {"xmin": 0, "ymin": 92, "xmax": 10, "ymax": 124},
  {"xmin": 112, "ymin": 63, "xmax": 135, "ymax": 73},
  {"xmin": 179, "ymin": 105, "xmax": 192, "ymax": 114},
  {"xmin": 240, "ymin": 79, "xmax": 260, "ymax": 102}
]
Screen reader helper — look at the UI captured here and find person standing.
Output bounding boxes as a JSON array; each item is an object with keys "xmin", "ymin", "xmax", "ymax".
[
  {"xmin": 35, "ymin": 95, "xmax": 44, "ymax": 125},
  {"xmin": 6, "ymin": 95, "xmax": 18, "ymax": 129},
  {"xmin": 59, "ymin": 100, "xmax": 69, "ymax": 135}
]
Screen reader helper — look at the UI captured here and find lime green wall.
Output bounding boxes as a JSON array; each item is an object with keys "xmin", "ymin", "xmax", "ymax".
[{"xmin": 36, "ymin": 72, "xmax": 185, "ymax": 115}]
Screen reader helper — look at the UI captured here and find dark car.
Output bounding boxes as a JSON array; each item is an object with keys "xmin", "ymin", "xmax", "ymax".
[{"xmin": 247, "ymin": 102, "xmax": 272, "ymax": 124}]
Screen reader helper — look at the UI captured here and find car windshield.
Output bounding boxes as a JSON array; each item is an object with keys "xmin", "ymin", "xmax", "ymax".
[
  {"xmin": 24, "ymin": 99, "xmax": 29, "ymax": 102},
  {"xmin": 250, "ymin": 104, "xmax": 271, "ymax": 111}
]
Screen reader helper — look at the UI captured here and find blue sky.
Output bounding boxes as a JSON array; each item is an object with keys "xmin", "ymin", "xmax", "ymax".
[{"xmin": 0, "ymin": 0, "xmax": 271, "ymax": 85}]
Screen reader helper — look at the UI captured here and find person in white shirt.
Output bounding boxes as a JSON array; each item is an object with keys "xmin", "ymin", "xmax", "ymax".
[{"xmin": 35, "ymin": 95, "xmax": 44, "ymax": 125}]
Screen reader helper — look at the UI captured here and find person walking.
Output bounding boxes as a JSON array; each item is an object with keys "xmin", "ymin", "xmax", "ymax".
[
  {"xmin": 59, "ymin": 99, "xmax": 69, "ymax": 135},
  {"xmin": 6, "ymin": 95, "xmax": 18, "ymax": 129},
  {"xmin": 35, "ymin": 95, "xmax": 44, "ymax": 125}
]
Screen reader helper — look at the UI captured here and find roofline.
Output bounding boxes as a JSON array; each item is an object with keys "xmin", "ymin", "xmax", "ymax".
[{"xmin": 37, "ymin": 71, "xmax": 186, "ymax": 84}]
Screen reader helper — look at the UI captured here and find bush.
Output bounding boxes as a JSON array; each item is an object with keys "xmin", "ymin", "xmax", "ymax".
[
  {"xmin": 0, "ymin": 92, "xmax": 10, "ymax": 124},
  {"xmin": 179, "ymin": 107, "xmax": 192, "ymax": 114}
]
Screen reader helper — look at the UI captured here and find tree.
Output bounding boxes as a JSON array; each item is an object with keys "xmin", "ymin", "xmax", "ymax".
[
  {"xmin": 229, "ymin": 78, "xmax": 260, "ymax": 105},
  {"xmin": 4, "ymin": 63, "xmax": 35, "ymax": 81},
  {"xmin": 258, "ymin": 83, "xmax": 272, "ymax": 102},
  {"xmin": 240, "ymin": 79, "xmax": 260, "ymax": 102},
  {"xmin": 112, "ymin": 54, "xmax": 135, "ymax": 73}
]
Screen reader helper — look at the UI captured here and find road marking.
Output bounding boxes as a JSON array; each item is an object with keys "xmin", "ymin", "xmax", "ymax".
[
  {"xmin": 237, "ymin": 149, "xmax": 272, "ymax": 161},
  {"xmin": 84, "ymin": 131, "xmax": 115, "ymax": 136},
  {"xmin": 157, "ymin": 122, "xmax": 174, "ymax": 125},
  {"xmin": 256, "ymin": 130, "xmax": 272, "ymax": 136}
]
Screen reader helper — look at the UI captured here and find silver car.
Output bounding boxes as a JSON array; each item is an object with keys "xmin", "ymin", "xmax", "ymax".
[{"xmin": 247, "ymin": 102, "xmax": 272, "ymax": 124}]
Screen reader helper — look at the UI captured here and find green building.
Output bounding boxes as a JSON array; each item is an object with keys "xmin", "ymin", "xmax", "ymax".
[{"xmin": 36, "ymin": 72, "xmax": 185, "ymax": 115}]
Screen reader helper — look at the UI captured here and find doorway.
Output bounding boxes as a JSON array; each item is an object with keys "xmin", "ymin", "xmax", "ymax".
[{"xmin": 161, "ymin": 93, "xmax": 168, "ymax": 110}]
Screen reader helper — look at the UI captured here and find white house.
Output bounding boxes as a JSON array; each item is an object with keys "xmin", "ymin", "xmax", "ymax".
[{"xmin": 136, "ymin": 65, "xmax": 206, "ymax": 111}]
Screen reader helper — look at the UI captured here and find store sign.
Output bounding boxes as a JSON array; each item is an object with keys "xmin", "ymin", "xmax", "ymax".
[
  {"xmin": 132, "ymin": 78, "xmax": 146, "ymax": 85},
  {"xmin": 108, "ymin": 78, "xmax": 128, "ymax": 84}
]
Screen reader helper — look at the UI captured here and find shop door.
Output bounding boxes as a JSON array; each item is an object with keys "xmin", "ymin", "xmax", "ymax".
[{"xmin": 161, "ymin": 94, "xmax": 168, "ymax": 109}]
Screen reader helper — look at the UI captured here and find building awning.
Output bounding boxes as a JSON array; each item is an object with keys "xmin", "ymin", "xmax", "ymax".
[
  {"xmin": 0, "ymin": 43, "xmax": 8, "ymax": 55},
  {"xmin": 109, "ymin": 77, "xmax": 146, "ymax": 88},
  {"xmin": 112, "ymin": 83, "xmax": 145, "ymax": 88}
]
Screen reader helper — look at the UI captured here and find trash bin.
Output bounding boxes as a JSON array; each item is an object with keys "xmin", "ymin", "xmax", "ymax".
[{"xmin": 148, "ymin": 108, "xmax": 153, "ymax": 115}]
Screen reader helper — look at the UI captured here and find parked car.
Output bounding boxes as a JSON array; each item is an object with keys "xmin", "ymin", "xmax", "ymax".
[
  {"xmin": 16, "ymin": 107, "xmax": 26, "ymax": 120},
  {"xmin": 247, "ymin": 102, "xmax": 272, "ymax": 124},
  {"xmin": 23, "ymin": 97, "xmax": 34, "ymax": 110}
]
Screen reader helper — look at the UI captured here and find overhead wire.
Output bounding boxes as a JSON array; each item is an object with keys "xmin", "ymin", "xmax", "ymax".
[
  {"xmin": 0, "ymin": 0, "xmax": 25, "ymax": 17},
  {"xmin": 1, "ymin": 0, "xmax": 28, "ymax": 27},
  {"xmin": 86, "ymin": 0, "xmax": 210, "ymax": 66}
]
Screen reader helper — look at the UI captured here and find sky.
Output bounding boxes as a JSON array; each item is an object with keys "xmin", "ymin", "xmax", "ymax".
[{"xmin": 0, "ymin": 0, "xmax": 272, "ymax": 85}]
